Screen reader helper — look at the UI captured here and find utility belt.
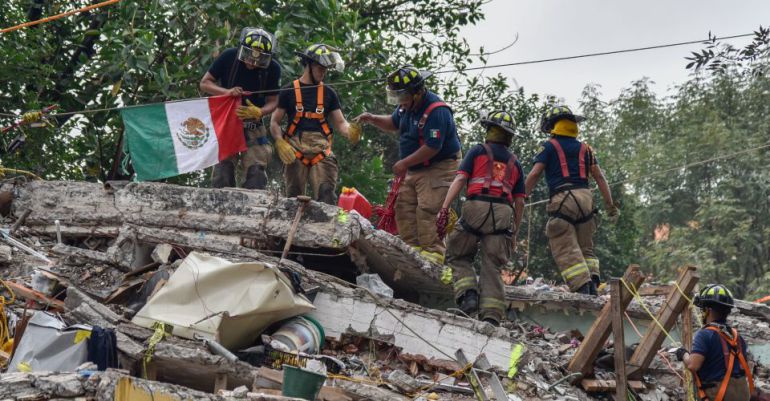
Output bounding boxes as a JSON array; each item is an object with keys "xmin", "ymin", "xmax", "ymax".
[
  {"xmin": 243, "ymin": 120, "xmax": 264, "ymax": 130},
  {"xmin": 243, "ymin": 120, "xmax": 270, "ymax": 146},
  {"xmin": 467, "ymin": 194, "xmax": 512, "ymax": 207},
  {"xmin": 408, "ymin": 152, "xmax": 460, "ymax": 171}
]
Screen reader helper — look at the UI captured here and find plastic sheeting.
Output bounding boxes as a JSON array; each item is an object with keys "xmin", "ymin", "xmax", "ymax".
[
  {"xmin": 132, "ymin": 252, "xmax": 315, "ymax": 350},
  {"xmin": 8, "ymin": 311, "xmax": 90, "ymax": 372}
]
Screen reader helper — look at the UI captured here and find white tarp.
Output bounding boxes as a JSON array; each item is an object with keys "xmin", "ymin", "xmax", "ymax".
[{"xmin": 132, "ymin": 252, "xmax": 315, "ymax": 350}]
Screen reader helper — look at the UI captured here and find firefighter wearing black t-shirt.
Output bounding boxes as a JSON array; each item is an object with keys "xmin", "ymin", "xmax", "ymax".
[
  {"xmin": 200, "ymin": 27, "xmax": 281, "ymax": 189},
  {"xmin": 269, "ymin": 44, "xmax": 362, "ymax": 204}
]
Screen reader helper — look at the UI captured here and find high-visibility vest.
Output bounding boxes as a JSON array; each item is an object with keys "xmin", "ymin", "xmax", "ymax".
[{"xmin": 467, "ymin": 143, "xmax": 518, "ymax": 202}]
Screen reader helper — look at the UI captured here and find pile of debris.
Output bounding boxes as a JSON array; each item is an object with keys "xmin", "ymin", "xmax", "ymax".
[{"xmin": 0, "ymin": 179, "xmax": 766, "ymax": 401}]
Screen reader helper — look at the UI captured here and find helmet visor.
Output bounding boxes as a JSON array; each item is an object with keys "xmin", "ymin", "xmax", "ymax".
[
  {"xmin": 315, "ymin": 51, "xmax": 344, "ymax": 72},
  {"xmin": 386, "ymin": 87, "xmax": 411, "ymax": 105},
  {"xmin": 238, "ymin": 46, "xmax": 272, "ymax": 68}
]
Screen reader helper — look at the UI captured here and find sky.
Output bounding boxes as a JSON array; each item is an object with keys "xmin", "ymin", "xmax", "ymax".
[{"xmin": 461, "ymin": 0, "xmax": 770, "ymax": 106}]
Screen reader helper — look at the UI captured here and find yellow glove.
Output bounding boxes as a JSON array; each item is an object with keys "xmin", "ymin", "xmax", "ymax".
[
  {"xmin": 275, "ymin": 138, "xmax": 297, "ymax": 165},
  {"xmin": 21, "ymin": 111, "xmax": 42, "ymax": 124},
  {"xmin": 348, "ymin": 122, "xmax": 362, "ymax": 145},
  {"xmin": 235, "ymin": 99, "xmax": 263, "ymax": 120}
]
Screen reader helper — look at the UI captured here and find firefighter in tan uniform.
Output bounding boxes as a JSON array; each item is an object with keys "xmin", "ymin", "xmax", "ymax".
[
  {"xmin": 524, "ymin": 105, "xmax": 617, "ymax": 295},
  {"xmin": 270, "ymin": 44, "xmax": 362, "ymax": 204},
  {"xmin": 436, "ymin": 111, "xmax": 526, "ymax": 326},
  {"xmin": 356, "ymin": 66, "xmax": 462, "ymax": 264}
]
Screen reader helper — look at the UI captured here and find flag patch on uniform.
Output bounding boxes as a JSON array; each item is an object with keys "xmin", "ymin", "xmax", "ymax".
[{"xmin": 429, "ymin": 129, "xmax": 440, "ymax": 139}]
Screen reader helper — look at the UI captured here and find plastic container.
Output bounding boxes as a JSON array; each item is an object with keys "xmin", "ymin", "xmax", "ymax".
[
  {"xmin": 270, "ymin": 316, "xmax": 325, "ymax": 355},
  {"xmin": 282, "ymin": 364, "xmax": 326, "ymax": 400},
  {"xmin": 338, "ymin": 187, "xmax": 372, "ymax": 218}
]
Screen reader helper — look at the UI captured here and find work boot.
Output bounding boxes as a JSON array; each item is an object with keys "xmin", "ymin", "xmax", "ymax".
[
  {"xmin": 457, "ymin": 290, "xmax": 479, "ymax": 315},
  {"xmin": 482, "ymin": 317, "xmax": 500, "ymax": 327},
  {"xmin": 243, "ymin": 165, "xmax": 267, "ymax": 190},
  {"xmin": 576, "ymin": 281, "xmax": 598, "ymax": 296},
  {"xmin": 591, "ymin": 274, "xmax": 601, "ymax": 289}
]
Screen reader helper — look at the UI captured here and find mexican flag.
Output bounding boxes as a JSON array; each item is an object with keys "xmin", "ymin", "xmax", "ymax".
[{"xmin": 121, "ymin": 96, "xmax": 246, "ymax": 181}]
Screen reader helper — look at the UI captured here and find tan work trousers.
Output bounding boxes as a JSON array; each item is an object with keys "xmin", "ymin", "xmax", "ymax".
[
  {"xmin": 447, "ymin": 200, "xmax": 512, "ymax": 322},
  {"xmin": 545, "ymin": 188, "xmax": 598, "ymax": 292},
  {"xmin": 702, "ymin": 376, "xmax": 751, "ymax": 401},
  {"xmin": 212, "ymin": 125, "xmax": 272, "ymax": 189},
  {"xmin": 284, "ymin": 131, "xmax": 338, "ymax": 205},
  {"xmin": 395, "ymin": 158, "xmax": 459, "ymax": 255}
]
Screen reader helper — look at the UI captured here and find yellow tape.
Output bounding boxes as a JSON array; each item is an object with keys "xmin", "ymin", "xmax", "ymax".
[
  {"xmin": 74, "ymin": 329, "xmax": 92, "ymax": 344},
  {"xmin": 507, "ymin": 343, "xmax": 525, "ymax": 378}
]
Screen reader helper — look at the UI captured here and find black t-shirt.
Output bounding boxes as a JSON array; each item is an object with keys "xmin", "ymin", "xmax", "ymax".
[
  {"xmin": 207, "ymin": 47, "xmax": 281, "ymax": 106},
  {"xmin": 277, "ymin": 80, "xmax": 341, "ymax": 134}
]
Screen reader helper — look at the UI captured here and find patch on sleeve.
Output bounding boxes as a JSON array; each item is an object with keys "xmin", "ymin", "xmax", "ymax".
[
  {"xmin": 429, "ymin": 129, "xmax": 440, "ymax": 139},
  {"xmin": 536, "ymin": 145, "xmax": 545, "ymax": 154}
]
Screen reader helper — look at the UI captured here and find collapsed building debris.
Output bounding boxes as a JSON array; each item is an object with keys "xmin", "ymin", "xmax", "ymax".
[{"xmin": 0, "ymin": 180, "xmax": 766, "ymax": 400}]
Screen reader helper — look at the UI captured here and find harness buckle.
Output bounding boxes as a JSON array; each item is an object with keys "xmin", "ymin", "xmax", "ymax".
[
  {"xmin": 315, "ymin": 107, "xmax": 325, "ymax": 114},
  {"xmin": 295, "ymin": 105, "xmax": 304, "ymax": 113}
]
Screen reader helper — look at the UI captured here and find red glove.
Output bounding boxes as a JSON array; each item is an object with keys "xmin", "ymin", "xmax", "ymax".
[{"xmin": 436, "ymin": 207, "xmax": 450, "ymax": 240}]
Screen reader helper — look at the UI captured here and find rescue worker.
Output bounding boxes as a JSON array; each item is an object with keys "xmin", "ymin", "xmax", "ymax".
[
  {"xmin": 356, "ymin": 66, "xmax": 462, "ymax": 264},
  {"xmin": 269, "ymin": 44, "xmax": 362, "ymax": 205},
  {"xmin": 524, "ymin": 105, "xmax": 617, "ymax": 295},
  {"xmin": 200, "ymin": 27, "xmax": 281, "ymax": 189},
  {"xmin": 436, "ymin": 111, "xmax": 526, "ymax": 326},
  {"xmin": 675, "ymin": 284, "xmax": 755, "ymax": 401}
]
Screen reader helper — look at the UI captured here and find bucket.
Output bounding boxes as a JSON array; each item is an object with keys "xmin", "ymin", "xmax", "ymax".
[
  {"xmin": 282, "ymin": 364, "xmax": 326, "ymax": 400},
  {"xmin": 270, "ymin": 316, "xmax": 325, "ymax": 354}
]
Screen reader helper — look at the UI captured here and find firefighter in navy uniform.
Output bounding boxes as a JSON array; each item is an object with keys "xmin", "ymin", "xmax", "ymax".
[
  {"xmin": 524, "ymin": 105, "xmax": 617, "ymax": 295},
  {"xmin": 269, "ymin": 44, "xmax": 362, "ymax": 205},
  {"xmin": 355, "ymin": 66, "xmax": 462, "ymax": 264},
  {"xmin": 436, "ymin": 111, "xmax": 526, "ymax": 326},
  {"xmin": 200, "ymin": 27, "xmax": 281, "ymax": 189},
  {"xmin": 676, "ymin": 285, "xmax": 755, "ymax": 401}
]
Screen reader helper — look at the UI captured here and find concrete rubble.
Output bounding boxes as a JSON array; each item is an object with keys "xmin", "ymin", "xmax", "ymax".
[{"xmin": 0, "ymin": 179, "xmax": 766, "ymax": 400}]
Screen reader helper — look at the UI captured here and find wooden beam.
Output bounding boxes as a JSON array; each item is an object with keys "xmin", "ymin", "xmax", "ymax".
[
  {"xmin": 567, "ymin": 264, "xmax": 646, "ymax": 379},
  {"xmin": 627, "ymin": 266, "xmax": 699, "ymax": 379},
  {"xmin": 611, "ymin": 279, "xmax": 627, "ymax": 401},
  {"xmin": 5, "ymin": 281, "xmax": 65, "ymax": 311},
  {"xmin": 682, "ymin": 295, "xmax": 695, "ymax": 401},
  {"xmin": 581, "ymin": 379, "xmax": 646, "ymax": 392}
]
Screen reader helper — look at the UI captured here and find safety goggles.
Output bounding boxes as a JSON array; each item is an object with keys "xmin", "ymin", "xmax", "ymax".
[
  {"xmin": 237, "ymin": 46, "xmax": 272, "ymax": 69},
  {"xmin": 315, "ymin": 52, "xmax": 345, "ymax": 72}
]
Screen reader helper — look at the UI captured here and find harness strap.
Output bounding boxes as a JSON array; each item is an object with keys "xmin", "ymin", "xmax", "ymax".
[
  {"xmin": 694, "ymin": 326, "xmax": 755, "ymax": 401},
  {"xmin": 286, "ymin": 80, "xmax": 332, "ymax": 137},
  {"xmin": 417, "ymin": 101, "xmax": 450, "ymax": 167},
  {"xmin": 477, "ymin": 144, "xmax": 519, "ymax": 199},
  {"xmin": 548, "ymin": 138, "xmax": 588, "ymax": 179}
]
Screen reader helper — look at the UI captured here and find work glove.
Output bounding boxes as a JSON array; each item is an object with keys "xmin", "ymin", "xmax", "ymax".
[
  {"xmin": 348, "ymin": 122, "xmax": 362, "ymax": 145},
  {"xmin": 436, "ymin": 207, "xmax": 450, "ymax": 240},
  {"xmin": 606, "ymin": 201, "xmax": 620, "ymax": 224},
  {"xmin": 674, "ymin": 347, "xmax": 688, "ymax": 362},
  {"xmin": 21, "ymin": 111, "xmax": 42, "ymax": 124},
  {"xmin": 275, "ymin": 138, "xmax": 297, "ymax": 165},
  {"xmin": 235, "ymin": 99, "xmax": 263, "ymax": 120}
]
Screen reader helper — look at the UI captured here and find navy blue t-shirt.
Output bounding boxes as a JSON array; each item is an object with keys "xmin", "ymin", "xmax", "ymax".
[
  {"xmin": 391, "ymin": 91, "xmax": 461, "ymax": 170},
  {"xmin": 207, "ymin": 48, "xmax": 282, "ymax": 106},
  {"xmin": 458, "ymin": 143, "xmax": 525, "ymax": 203},
  {"xmin": 532, "ymin": 136, "xmax": 597, "ymax": 193},
  {"xmin": 691, "ymin": 322, "xmax": 748, "ymax": 383}
]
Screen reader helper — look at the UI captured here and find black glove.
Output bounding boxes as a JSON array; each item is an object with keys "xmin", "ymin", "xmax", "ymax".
[{"xmin": 675, "ymin": 347, "xmax": 688, "ymax": 362}]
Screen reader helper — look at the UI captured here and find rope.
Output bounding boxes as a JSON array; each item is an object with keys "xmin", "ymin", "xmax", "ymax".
[
  {"xmin": 0, "ymin": 0, "xmax": 122, "ymax": 34},
  {"xmin": 0, "ymin": 279, "xmax": 16, "ymax": 358},
  {"xmin": 620, "ymin": 278, "xmax": 682, "ymax": 347},
  {"xmin": 624, "ymin": 311, "xmax": 685, "ymax": 382},
  {"xmin": 0, "ymin": 168, "xmax": 42, "ymax": 180}
]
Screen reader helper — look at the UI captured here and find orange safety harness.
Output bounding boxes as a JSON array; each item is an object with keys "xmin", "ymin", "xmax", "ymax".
[
  {"xmin": 467, "ymin": 143, "xmax": 518, "ymax": 202},
  {"xmin": 548, "ymin": 137, "xmax": 589, "ymax": 179},
  {"xmin": 286, "ymin": 79, "xmax": 332, "ymax": 166},
  {"xmin": 693, "ymin": 325, "xmax": 755, "ymax": 401}
]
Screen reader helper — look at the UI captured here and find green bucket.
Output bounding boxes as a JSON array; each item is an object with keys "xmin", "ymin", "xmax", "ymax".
[{"xmin": 282, "ymin": 364, "xmax": 326, "ymax": 400}]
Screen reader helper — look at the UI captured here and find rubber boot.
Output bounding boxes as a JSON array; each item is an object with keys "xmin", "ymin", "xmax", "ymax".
[
  {"xmin": 211, "ymin": 160, "xmax": 236, "ymax": 188},
  {"xmin": 576, "ymin": 280, "xmax": 598, "ymax": 296},
  {"xmin": 457, "ymin": 289, "xmax": 479, "ymax": 315},
  {"xmin": 591, "ymin": 274, "xmax": 601, "ymax": 290},
  {"xmin": 243, "ymin": 165, "xmax": 267, "ymax": 190}
]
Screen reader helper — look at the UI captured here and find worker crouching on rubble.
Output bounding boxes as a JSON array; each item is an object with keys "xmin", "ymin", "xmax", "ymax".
[
  {"xmin": 270, "ymin": 44, "xmax": 362, "ymax": 205},
  {"xmin": 676, "ymin": 284, "xmax": 755, "ymax": 401},
  {"xmin": 356, "ymin": 66, "xmax": 461, "ymax": 265},
  {"xmin": 524, "ymin": 105, "xmax": 617, "ymax": 295},
  {"xmin": 436, "ymin": 111, "xmax": 525, "ymax": 326},
  {"xmin": 200, "ymin": 27, "xmax": 281, "ymax": 190}
]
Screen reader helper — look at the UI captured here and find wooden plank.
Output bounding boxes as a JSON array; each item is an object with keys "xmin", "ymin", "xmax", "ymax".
[
  {"xmin": 580, "ymin": 379, "xmax": 646, "ymax": 392},
  {"xmin": 638, "ymin": 285, "xmax": 673, "ymax": 297},
  {"xmin": 5, "ymin": 281, "xmax": 65, "ymax": 311},
  {"xmin": 627, "ymin": 266, "xmax": 699, "ymax": 379},
  {"xmin": 611, "ymin": 279, "xmax": 627, "ymax": 401},
  {"xmin": 567, "ymin": 264, "xmax": 646, "ymax": 379},
  {"xmin": 682, "ymin": 293, "xmax": 695, "ymax": 401}
]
